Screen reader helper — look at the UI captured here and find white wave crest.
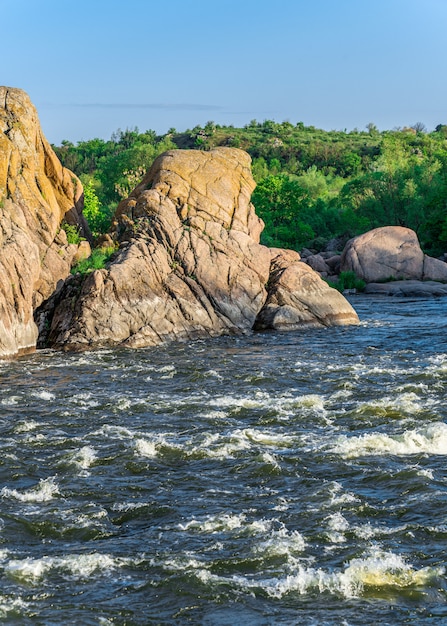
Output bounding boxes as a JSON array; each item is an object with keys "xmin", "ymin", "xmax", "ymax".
[
  {"xmin": 325, "ymin": 512, "xmax": 350, "ymax": 543},
  {"xmin": 32, "ymin": 390, "xmax": 55, "ymax": 401},
  {"xmin": 354, "ymin": 392, "xmax": 424, "ymax": 417},
  {"xmin": 5, "ymin": 552, "xmax": 121, "ymax": 584},
  {"xmin": 68, "ymin": 446, "xmax": 97, "ymax": 470},
  {"xmin": 179, "ymin": 513, "xmax": 272, "ymax": 536},
  {"xmin": 1, "ymin": 396, "xmax": 21, "ymax": 406},
  {"xmin": 0, "ymin": 596, "xmax": 27, "ymax": 619},
  {"xmin": 253, "ymin": 527, "xmax": 306, "ymax": 557},
  {"xmin": 179, "ymin": 513, "xmax": 248, "ymax": 533},
  {"xmin": 1, "ymin": 477, "xmax": 60, "ymax": 502},
  {"xmin": 259, "ymin": 551, "xmax": 441, "ymax": 598},
  {"xmin": 190, "ymin": 550, "xmax": 442, "ymax": 599},
  {"xmin": 14, "ymin": 420, "xmax": 40, "ymax": 433},
  {"xmin": 333, "ymin": 422, "xmax": 447, "ymax": 457},
  {"xmin": 134, "ymin": 438, "xmax": 157, "ymax": 458}
]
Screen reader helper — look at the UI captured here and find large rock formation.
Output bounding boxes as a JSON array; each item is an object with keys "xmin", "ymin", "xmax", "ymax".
[
  {"xmin": 41, "ymin": 148, "xmax": 358, "ymax": 351},
  {"xmin": 0, "ymin": 87, "xmax": 89, "ymax": 357},
  {"xmin": 340, "ymin": 226, "xmax": 447, "ymax": 283}
]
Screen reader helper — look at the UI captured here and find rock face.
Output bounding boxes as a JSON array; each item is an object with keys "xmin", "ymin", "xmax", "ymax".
[
  {"xmin": 255, "ymin": 248, "xmax": 359, "ymax": 329},
  {"xmin": 0, "ymin": 87, "xmax": 89, "ymax": 357},
  {"xmin": 340, "ymin": 226, "xmax": 447, "ymax": 283},
  {"xmin": 42, "ymin": 148, "xmax": 358, "ymax": 351}
]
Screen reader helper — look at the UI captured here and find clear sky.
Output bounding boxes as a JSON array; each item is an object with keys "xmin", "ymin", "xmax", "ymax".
[{"xmin": 3, "ymin": 0, "xmax": 446, "ymax": 144}]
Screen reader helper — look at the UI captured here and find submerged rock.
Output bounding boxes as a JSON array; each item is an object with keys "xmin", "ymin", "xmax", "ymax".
[
  {"xmin": 0, "ymin": 87, "xmax": 89, "ymax": 357},
  {"xmin": 43, "ymin": 148, "xmax": 358, "ymax": 351}
]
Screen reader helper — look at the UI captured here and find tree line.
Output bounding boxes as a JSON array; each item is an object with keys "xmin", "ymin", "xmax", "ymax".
[{"xmin": 53, "ymin": 121, "xmax": 447, "ymax": 255}]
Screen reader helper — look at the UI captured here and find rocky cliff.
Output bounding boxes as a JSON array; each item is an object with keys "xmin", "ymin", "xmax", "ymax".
[
  {"xmin": 0, "ymin": 87, "xmax": 90, "ymax": 357},
  {"xmin": 0, "ymin": 88, "xmax": 358, "ymax": 357},
  {"xmin": 40, "ymin": 148, "xmax": 359, "ymax": 351}
]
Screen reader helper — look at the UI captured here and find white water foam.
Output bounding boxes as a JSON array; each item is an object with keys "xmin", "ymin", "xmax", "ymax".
[
  {"xmin": 179, "ymin": 513, "xmax": 249, "ymax": 533},
  {"xmin": 32, "ymin": 390, "xmax": 55, "ymax": 401},
  {"xmin": 253, "ymin": 527, "xmax": 306, "ymax": 557},
  {"xmin": 353, "ymin": 392, "xmax": 425, "ymax": 418},
  {"xmin": 190, "ymin": 549, "xmax": 442, "ymax": 599},
  {"xmin": 5, "ymin": 552, "xmax": 122, "ymax": 584},
  {"xmin": 13, "ymin": 420, "xmax": 40, "ymax": 433},
  {"xmin": 1, "ymin": 477, "xmax": 60, "ymax": 502},
  {"xmin": 333, "ymin": 421, "xmax": 447, "ymax": 457},
  {"xmin": 66, "ymin": 446, "xmax": 97, "ymax": 470},
  {"xmin": 69, "ymin": 393, "xmax": 100, "ymax": 409},
  {"xmin": 325, "ymin": 512, "xmax": 350, "ymax": 543},
  {"xmin": 178, "ymin": 513, "xmax": 273, "ymax": 536},
  {"xmin": 134, "ymin": 438, "xmax": 157, "ymax": 458},
  {"xmin": 0, "ymin": 596, "xmax": 28, "ymax": 619},
  {"xmin": 1, "ymin": 396, "xmax": 21, "ymax": 406}
]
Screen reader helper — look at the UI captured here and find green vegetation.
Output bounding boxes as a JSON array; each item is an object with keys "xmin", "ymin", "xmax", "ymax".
[
  {"xmin": 71, "ymin": 246, "xmax": 116, "ymax": 276},
  {"xmin": 62, "ymin": 223, "xmax": 84, "ymax": 245},
  {"xmin": 327, "ymin": 271, "xmax": 366, "ymax": 293},
  {"xmin": 53, "ymin": 121, "xmax": 447, "ymax": 254}
]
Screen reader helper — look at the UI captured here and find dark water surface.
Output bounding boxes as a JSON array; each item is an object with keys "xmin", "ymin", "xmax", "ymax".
[{"xmin": 1, "ymin": 296, "xmax": 447, "ymax": 625}]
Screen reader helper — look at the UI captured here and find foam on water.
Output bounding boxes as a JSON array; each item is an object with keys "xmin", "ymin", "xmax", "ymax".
[
  {"xmin": 92, "ymin": 424, "xmax": 137, "ymax": 439},
  {"xmin": 134, "ymin": 438, "xmax": 157, "ymax": 458},
  {"xmin": 253, "ymin": 527, "xmax": 306, "ymax": 557},
  {"xmin": 1, "ymin": 477, "xmax": 60, "ymax": 502},
  {"xmin": 178, "ymin": 513, "xmax": 273, "ymax": 536},
  {"xmin": 190, "ymin": 549, "xmax": 443, "ymax": 600},
  {"xmin": 32, "ymin": 390, "xmax": 55, "ymax": 401},
  {"xmin": 325, "ymin": 512, "xmax": 350, "ymax": 543},
  {"xmin": 1, "ymin": 396, "xmax": 21, "ymax": 406},
  {"xmin": 4, "ymin": 552, "xmax": 122, "ymax": 584},
  {"xmin": 69, "ymin": 393, "xmax": 100, "ymax": 409},
  {"xmin": 179, "ymin": 513, "xmax": 248, "ymax": 533},
  {"xmin": 67, "ymin": 446, "xmax": 97, "ymax": 470},
  {"xmin": 13, "ymin": 420, "xmax": 40, "ymax": 433},
  {"xmin": 354, "ymin": 392, "xmax": 425, "ymax": 418},
  {"xmin": 0, "ymin": 596, "xmax": 28, "ymax": 619},
  {"xmin": 333, "ymin": 421, "xmax": 447, "ymax": 457},
  {"xmin": 327, "ymin": 482, "xmax": 360, "ymax": 507}
]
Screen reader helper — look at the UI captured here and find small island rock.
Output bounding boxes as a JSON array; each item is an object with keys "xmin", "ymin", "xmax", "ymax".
[{"xmin": 43, "ymin": 148, "xmax": 358, "ymax": 351}]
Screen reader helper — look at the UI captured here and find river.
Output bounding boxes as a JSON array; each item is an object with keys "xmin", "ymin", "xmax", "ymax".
[{"xmin": 0, "ymin": 296, "xmax": 446, "ymax": 625}]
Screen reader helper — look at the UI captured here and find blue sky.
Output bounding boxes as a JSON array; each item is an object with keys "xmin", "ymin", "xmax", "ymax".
[{"xmin": 3, "ymin": 0, "xmax": 446, "ymax": 144}]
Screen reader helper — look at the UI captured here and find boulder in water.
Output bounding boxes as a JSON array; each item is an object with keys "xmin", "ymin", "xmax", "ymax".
[{"xmin": 42, "ymin": 148, "xmax": 359, "ymax": 351}]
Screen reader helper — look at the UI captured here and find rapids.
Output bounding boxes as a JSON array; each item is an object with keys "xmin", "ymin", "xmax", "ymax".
[{"xmin": 0, "ymin": 295, "xmax": 446, "ymax": 624}]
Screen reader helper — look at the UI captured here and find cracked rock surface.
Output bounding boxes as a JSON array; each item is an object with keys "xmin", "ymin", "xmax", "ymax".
[
  {"xmin": 0, "ymin": 87, "xmax": 90, "ymax": 357},
  {"xmin": 43, "ymin": 148, "xmax": 359, "ymax": 351}
]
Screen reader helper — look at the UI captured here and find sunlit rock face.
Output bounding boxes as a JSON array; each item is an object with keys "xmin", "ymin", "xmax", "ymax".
[
  {"xmin": 255, "ymin": 248, "xmax": 359, "ymax": 330},
  {"xmin": 0, "ymin": 87, "xmax": 89, "ymax": 357},
  {"xmin": 340, "ymin": 226, "xmax": 447, "ymax": 283},
  {"xmin": 43, "ymin": 148, "xmax": 358, "ymax": 352}
]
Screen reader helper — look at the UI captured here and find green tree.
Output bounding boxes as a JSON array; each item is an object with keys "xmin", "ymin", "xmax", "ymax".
[{"xmin": 82, "ymin": 179, "xmax": 113, "ymax": 237}]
